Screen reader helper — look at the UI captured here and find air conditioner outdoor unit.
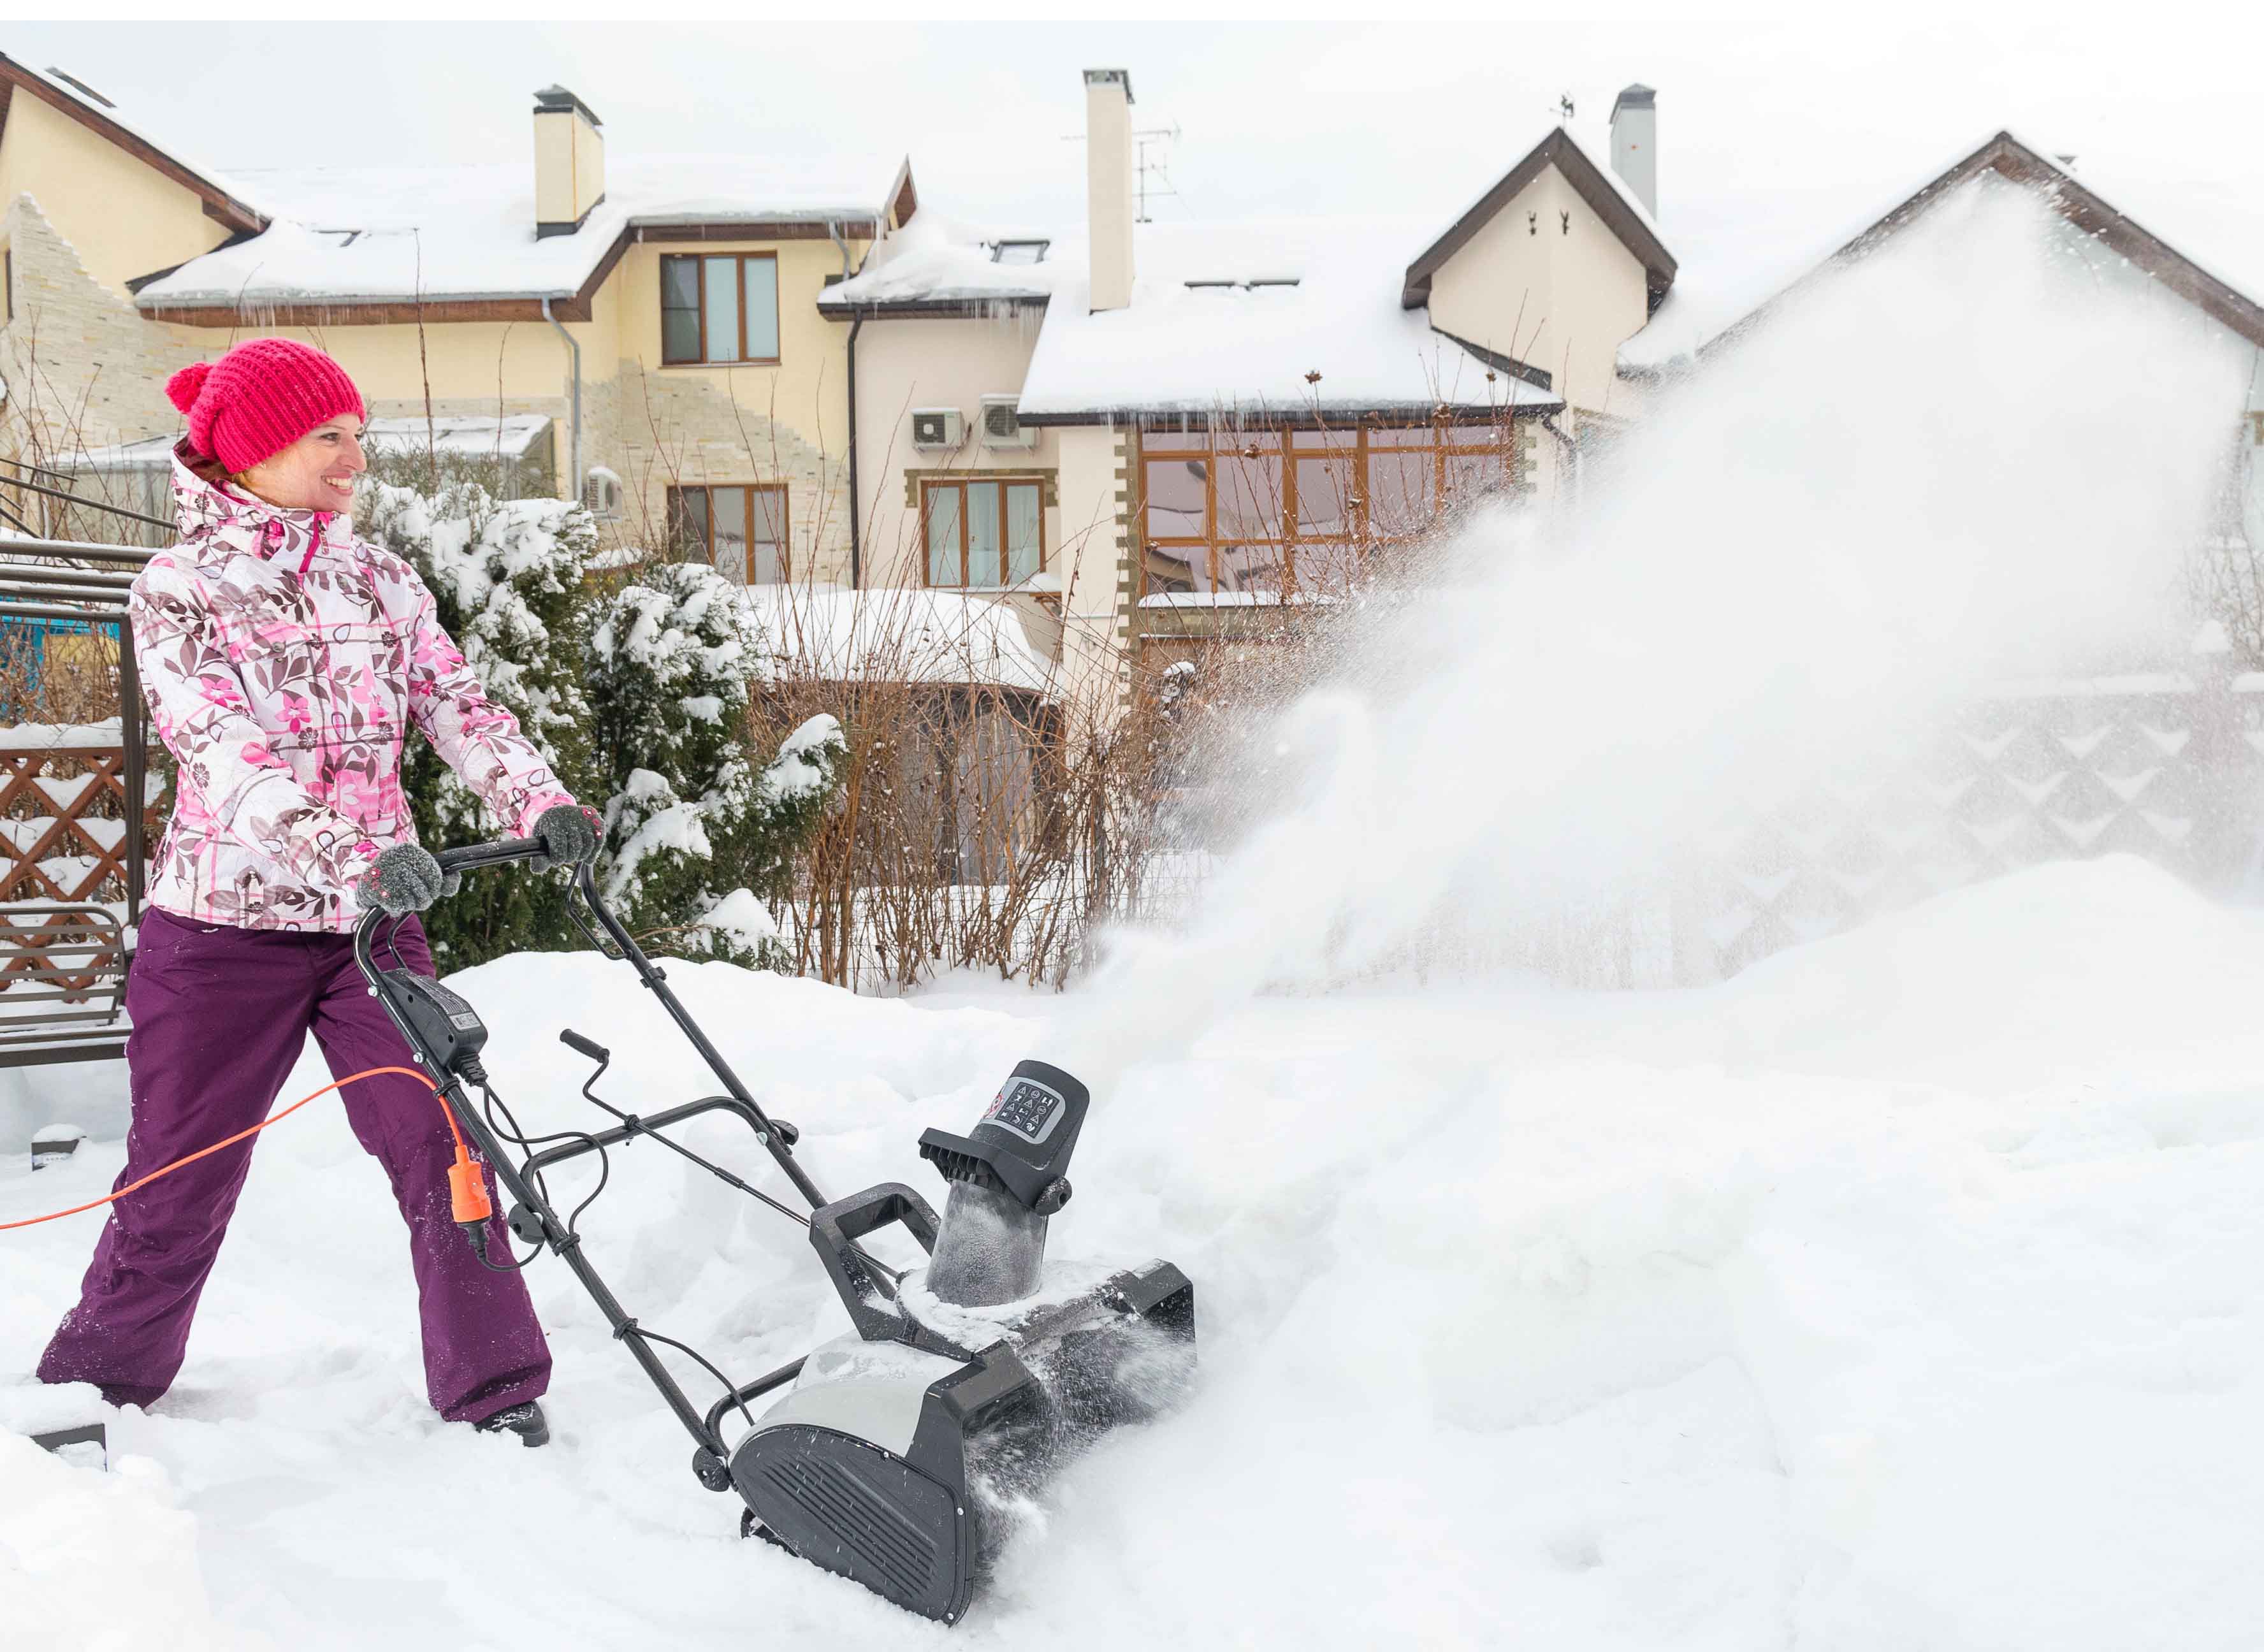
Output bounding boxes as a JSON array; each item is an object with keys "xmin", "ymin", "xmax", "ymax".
[
  {"xmin": 581, "ymin": 465, "xmax": 625, "ymax": 520},
  {"xmin": 910, "ymin": 408, "xmax": 966, "ymax": 450},
  {"xmin": 979, "ymin": 395, "xmax": 1036, "ymax": 451}
]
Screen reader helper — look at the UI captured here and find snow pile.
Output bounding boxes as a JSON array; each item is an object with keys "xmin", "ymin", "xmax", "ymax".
[{"xmin": 7, "ymin": 857, "xmax": 2264, "ymax": 1646}]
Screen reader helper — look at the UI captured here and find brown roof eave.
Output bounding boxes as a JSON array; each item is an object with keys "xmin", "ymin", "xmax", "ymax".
[{"xmin": 1400, "ymin": 127, "xmax": 1676, "ymax": 310}]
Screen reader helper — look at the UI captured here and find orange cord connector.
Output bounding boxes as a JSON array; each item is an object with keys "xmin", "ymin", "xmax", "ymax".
[{"xmin": 1, "ymin": 1065, "xmax": 490, "ymax": 1233}]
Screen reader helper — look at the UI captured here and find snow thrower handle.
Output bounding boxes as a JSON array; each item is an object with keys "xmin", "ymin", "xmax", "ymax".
[{"xmin": 433, "ymin": 836, "xmax": 548, "ymax": 876}]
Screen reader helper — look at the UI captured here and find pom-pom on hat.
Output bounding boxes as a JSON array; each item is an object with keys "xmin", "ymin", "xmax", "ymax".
[{"xmin": 166, "ymin": 339, "xmax": 366, "ymax": 475}]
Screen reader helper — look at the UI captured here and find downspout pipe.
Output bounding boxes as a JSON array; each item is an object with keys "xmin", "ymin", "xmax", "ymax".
[
  {"xmin": 1539, "ymin": 409, "xmax": 1580, "ymax": 508},
  {"xmin": 541, "ymin": 297, "xmax": 583, "ymax": 504},
  {"xmin": 828, "ymin": 220, "xmax": 863, "ymax": 588}
]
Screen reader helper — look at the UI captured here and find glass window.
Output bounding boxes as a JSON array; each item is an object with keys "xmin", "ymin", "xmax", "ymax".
[
  {"xmin": 710, "ymin": 485, "xmax": 750, "ymax": 583},
  {"xmin": 751, "ymin": 488, "xmax": 789, "ymax": 584},
  {"xmin": 1289, "ymin": 540, "xmax": 1360, "ymax": 597},
  {"xmin": 925, "ymin": 484, "xmax": 962, "ymax": 587},
  {"xmin": 667, "ymin": 484, "xmax": 788, "ymax": 583},
  {"xmin": 662, "ymin": 253, "xmax": 778, "ymax": 365},
  {"xmin": 661, "ymin": 257, "xmax": 701, "ymax": 364},
  {"xmin": 1215, "ymin": 446, "xmax": 1284, "ymax": 540},
  {"xmin": 701, "ymin": 256, "xmax": 741, "ymax": 365},
  {"xmin": 743, "ymin": 256, "xmax": 780, "ymax": 362},
  {"xmin": 1214, "ymin": 544, "xmax": 1286, "ymax": 595},
  {"xmin": 967, "ymin": 482, "xmax": 1002, "ymax": 587},
  {"xmin": 1294, "ymin": 433, "xmax": 1358, "ymax": 539},
  {"xmin": 1005, "ymin": 483, "xmax": 1042, "ymax": 586},
  {"xmin": 1365, "ymin": 448, "xmax": 1438, "ymax": 538},
  {"xmin": 1143, "ymin": 455, "xmax": 1208, "ymax": 540},
  {"xmin": 923, "ymin": 479, "xmax": 1047, "ymax": 590}
]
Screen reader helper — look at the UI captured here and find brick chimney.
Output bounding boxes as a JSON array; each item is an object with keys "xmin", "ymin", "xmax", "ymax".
[
  {"xmin": 1084, "ymin": 69, "xmax": 1135, "ymax": 313},
  {"xmin": 533, "ymin": 85, "xmax": 606, "ymax": 239},
  {"xmin": 1609, "ymin": 83, "xmax": 1657, "ymax": 219}
]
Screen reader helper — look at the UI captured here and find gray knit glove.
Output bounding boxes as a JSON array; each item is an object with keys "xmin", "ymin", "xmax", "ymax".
[
  {"xmin": 532, "ymin": 802, "xmax": 602, "ymax": 871},
  {"xmin": 354, "ymin": 843, "xmax": 458, "ymax": 915}
]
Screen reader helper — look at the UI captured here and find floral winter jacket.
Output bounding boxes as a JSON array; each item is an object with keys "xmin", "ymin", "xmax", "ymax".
[{"xmin": 129, "ymin": 453, "xmax": 574, "ymax": 933}]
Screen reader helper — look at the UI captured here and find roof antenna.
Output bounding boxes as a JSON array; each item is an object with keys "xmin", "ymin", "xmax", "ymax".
[{"xmin": 1558, "ymin": 93, "xmax": 1575, "ymax": 120}]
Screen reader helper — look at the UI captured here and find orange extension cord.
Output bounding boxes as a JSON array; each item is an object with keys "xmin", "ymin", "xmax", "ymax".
[{"xmin": 0, "ymin": 1066, "xmax": 493, "ymax": 1233}]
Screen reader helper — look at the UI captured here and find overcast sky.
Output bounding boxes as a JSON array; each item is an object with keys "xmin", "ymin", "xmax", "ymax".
[{"xmin": 6, "ymin": 17, "xmax": 2258, "ymax": 244}]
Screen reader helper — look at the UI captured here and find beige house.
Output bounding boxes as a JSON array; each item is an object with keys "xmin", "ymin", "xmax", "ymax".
[
  {"xmin": 820, "ymin": 71, "xmax": 1678, "ymax": 702},
  {"xmin": 0, "ymin": 54, "xmax": 914, "ymax": 578}
]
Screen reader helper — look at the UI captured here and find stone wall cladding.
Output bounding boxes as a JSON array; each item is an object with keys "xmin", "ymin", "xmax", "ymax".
[
  {"xmin": 1, "ymin": 197, "xmax": 207, "ymax": 453},
  {"xmin": 588, "ymin": 363, "xmax": 851, "ymax": 577}
]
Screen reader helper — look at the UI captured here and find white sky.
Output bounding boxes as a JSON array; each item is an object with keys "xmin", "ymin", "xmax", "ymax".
[{"xmin": 7, "ymin": 15, "xmax": 2258, "ymax": 242}]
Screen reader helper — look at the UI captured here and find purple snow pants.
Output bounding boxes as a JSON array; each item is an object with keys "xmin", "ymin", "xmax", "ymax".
[{"xmin": 37, "ymin": 905, "xmax": 550, "ymax": 1423}]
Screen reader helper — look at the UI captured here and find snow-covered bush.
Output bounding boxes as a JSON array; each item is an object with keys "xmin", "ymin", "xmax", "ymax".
[
  {"xmin": 587, "ymin": 560, "xmax": 842, "ymax": 967},
  {"xmin": 363, "ymin": 477, "xmax": 600, "ymax": 964}
]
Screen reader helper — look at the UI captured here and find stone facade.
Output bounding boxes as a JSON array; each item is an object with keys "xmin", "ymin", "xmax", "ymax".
[
  {"xmin": 1, "ymin": 197, "xmax": 207, "ymax": 455},
  {"xmin": 587, "ymin": 361, "xmax": 853, "ymax": 579}
]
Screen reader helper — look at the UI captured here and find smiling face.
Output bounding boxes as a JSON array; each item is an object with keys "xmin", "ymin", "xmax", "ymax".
[{"xmin": 235, "ymin": 416, "xmax": 367, "ymax": 514}]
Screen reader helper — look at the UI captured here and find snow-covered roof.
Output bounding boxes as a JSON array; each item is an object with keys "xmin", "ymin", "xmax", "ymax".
[
  {"xmin": 56, "ymin": 414, "xmax": 553, "ymax": 469},
  {"xmin": 1618, "ymin": 129, "xmax": 2264, "ymax": 373},
  {"xmin": 1015, "ymin": 217, "xmax": 1562, "ymax": 421},
  {"xmin": 133, "ymin": 152, "xmax": 906, "ymax": 309},
  {"xmin": 821, "ymin": 214, "xmax": 1063, "ymax": 310},
  {"xmin": 739, "ymin": 585, "xmax": 1057, "ymax": 694}
]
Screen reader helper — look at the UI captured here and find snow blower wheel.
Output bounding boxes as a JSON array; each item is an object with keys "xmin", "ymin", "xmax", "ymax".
[{"xmin": 352, "ymin": 839, "xmax": 1198, "ymax": 1627}]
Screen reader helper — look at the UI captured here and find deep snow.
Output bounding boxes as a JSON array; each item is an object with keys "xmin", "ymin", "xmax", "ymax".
[{"xmin": 7, "ymin": 853, "xmax": 2264, "ymax": 1649}]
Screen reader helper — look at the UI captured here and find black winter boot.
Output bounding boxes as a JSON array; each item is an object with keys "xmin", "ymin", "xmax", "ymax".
[{"xmin": 472, "ymin": 1400, "xmax": 549, "ymax": 1448}]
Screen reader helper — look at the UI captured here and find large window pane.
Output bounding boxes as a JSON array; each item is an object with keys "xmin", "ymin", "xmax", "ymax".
[
  {"xmin": 1442, "ymin": 449, "xmax": 1511, "ymax": 504},
  {"xmin": 925, "ymin": 486, "xmax": 962, "ymax": 586},
  {"xmin": 702, "ymin": 255, "xmax": 741, "ymax": 363},
  {"xmin": 751, "ymin": 488, "xmax": 788, "ymax": 584},
  {"xmin": 669, "ymin": 487, "xmax": 710, "ymax": 556},
  {"xmin": 662, "ymin": 257, "xmax": 700, "ymax": 363},
  {"xmin": 1289, "ymin": 540, "xmax": 1360, "ymax": 596},
  {"xmin": 1366, "ymin": 448, "xmax": 1438, "ymax": 536},
  {"xmin": 1295, "ymin": 449, "xmax": 1356, "ymax": 538},
  {"xmin": 1215, "ymin": 543, "xmax": 1286, "ymax": 595},
  {"xmin": 1215, "ymin": 447, "xmax": 1284, "ymax": 540},
  {"xmin": 743, "ymin": 257, "xmax": 780, "ymax": 361},
  {"xmin": 967, "ymin": 481, "xmax": 1003, "ymax": 588},
  {"xmin": 1143, "ymin": 542, "xmax": 1202, "ymax": 597},
  {"xmin": 1005, "ymin": 482, "xmax": 1041, "ymax": 586},
  {"xmin": 1143, "ymin": 456, "xmax": 1207, "ymax": 539},
  {"xmin": 711, "ymin": 486, "xmax": 751, "ymax": 583}
]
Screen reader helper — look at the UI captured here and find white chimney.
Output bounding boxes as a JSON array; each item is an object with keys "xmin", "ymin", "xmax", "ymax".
[
  {"xmin": 1609, "ymin": 83, "xmax": 1657, "ymax": 219},
  {"xmin": 1084, "ymin": 68, "xmax": 1136, "ymax": 313},
  {"xmin": 533, "ymin": 85, "xmax": 606, "ymax": 239}
]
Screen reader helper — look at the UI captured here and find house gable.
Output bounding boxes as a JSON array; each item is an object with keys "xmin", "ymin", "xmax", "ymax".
[
  {"xmin": 1401, "ymin": 127, "xmax": 1675, "ymax": 312},
  {"xmin": 1703, "ymin": 132, "xmax": 2264, "ymax": 361}
]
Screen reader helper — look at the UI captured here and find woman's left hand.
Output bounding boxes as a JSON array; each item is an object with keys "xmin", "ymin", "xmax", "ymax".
[{"xmin": 532, "ymin": 803, "xmax": 604, "ymax": 870}]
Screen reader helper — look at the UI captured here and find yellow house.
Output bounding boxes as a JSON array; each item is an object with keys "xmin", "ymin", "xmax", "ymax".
[{"xmin": 0, "ymin": 55, "xmax": 915, "ymax": 581}]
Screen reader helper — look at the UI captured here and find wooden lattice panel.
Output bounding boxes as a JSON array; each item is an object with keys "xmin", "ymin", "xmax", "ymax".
[{"xmin": 1692, "ymin": 670, "xmax": 2264, "ymax": 981}]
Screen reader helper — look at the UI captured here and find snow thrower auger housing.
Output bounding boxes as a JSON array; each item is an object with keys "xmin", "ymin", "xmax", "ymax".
[{"xmin": 355, "ymin": 838, "xmax": 1196, "ymax": 1627}]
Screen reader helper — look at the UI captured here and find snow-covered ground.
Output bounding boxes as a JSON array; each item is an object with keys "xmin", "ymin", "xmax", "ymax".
[{"xmin": 8, "ymin": 853, "xmax": 2264, "ymax": 1649}]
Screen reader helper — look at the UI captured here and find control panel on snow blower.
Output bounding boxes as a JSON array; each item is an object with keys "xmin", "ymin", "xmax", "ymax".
[
  {"xmin": 374, "ymin": 970, "xmax": 490, "ymax": 1077},
  {"xmin": 918, "ymin": 1058, "xmax": 1088, "ymax": 1214}
]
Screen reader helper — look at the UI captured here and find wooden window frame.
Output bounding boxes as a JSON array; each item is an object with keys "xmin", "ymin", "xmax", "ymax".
[
  {"xmin": 659, "ymin": 252, "xmax": 781, "ymax": 367},
  {"xmin": 1136, "ymin": 421, "xmax": 1520, "ymax": 597},
  {"xmin": 666, "ymin": 482, "xmax": 790, "ymax": 584},
  {"xmin": 920, "ymin": 477, "xmax": 1049, "ymax": 590}
]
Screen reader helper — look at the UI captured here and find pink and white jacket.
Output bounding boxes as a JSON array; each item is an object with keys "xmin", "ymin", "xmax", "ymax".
[{"xmin": 130, "ymin": 452, "xmax": 574, "ymax": 933}]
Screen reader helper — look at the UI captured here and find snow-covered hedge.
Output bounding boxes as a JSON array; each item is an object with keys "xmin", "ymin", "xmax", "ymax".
[
  {"xmin": 366, "ymin": 481, "xmax": 841, "ymax": 967},
  {"xmin": 587, "ymin": 560, "xmax": 843, "ymax": 967}
]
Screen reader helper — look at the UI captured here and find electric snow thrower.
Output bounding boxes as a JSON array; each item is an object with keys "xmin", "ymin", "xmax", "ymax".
[{"xmin": 358, "ymin": 837, "xmax": 1196, "ymax": 1626}]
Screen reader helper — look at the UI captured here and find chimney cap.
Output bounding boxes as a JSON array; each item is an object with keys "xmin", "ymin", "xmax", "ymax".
[
  {"xmin": 1611, "ymin": 83, "xmax": 1657, "ymax": 119},
  {"xmin": 533, "ymin": 85, "xmax": 604, "ymax": 128},
  {"xmin": 1084, "ymin": 67, "xmax": 1135, "ymax": 105}
]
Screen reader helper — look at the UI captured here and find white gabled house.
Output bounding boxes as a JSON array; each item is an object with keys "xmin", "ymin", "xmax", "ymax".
[{"xmin": 821, "ymin": 69, "xmax": 1681, "ymax": 704}]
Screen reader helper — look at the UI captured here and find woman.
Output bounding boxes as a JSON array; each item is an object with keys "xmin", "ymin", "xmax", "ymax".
[{"xmin": 36, "ymin": 338, "xmax": 599, "ymax": 1446}]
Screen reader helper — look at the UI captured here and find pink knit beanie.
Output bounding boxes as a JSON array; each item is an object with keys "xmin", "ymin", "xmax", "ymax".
[{"xmin": 166, "ymin": 339, "xmax": 366, "ymax": 475}]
